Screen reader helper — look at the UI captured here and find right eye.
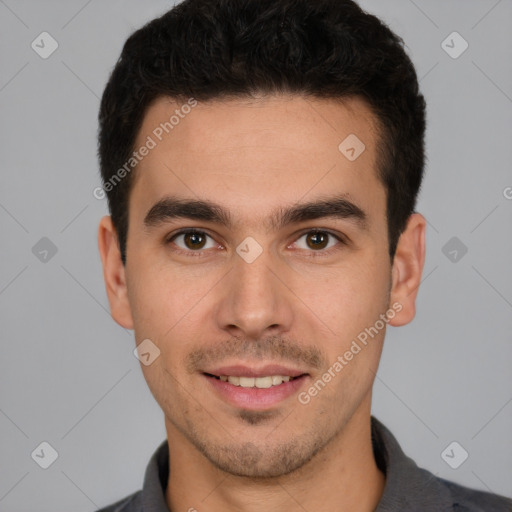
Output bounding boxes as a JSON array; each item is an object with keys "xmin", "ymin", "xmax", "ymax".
[{"xmin": 166, "ymin": 229, "xmax": 221, "ymax": 256}]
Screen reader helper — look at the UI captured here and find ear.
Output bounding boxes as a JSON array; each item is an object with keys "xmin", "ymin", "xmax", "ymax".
[
  {"xmin": 97, "ymin": 215, "xmax": 134, "ymax": 329},
  {"xmin": 388, "ymin": 213, "xmax": 426, "ymax": 327}
]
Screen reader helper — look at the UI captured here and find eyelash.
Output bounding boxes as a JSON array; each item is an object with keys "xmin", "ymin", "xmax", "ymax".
[{"xmin": 165, "ymin": 228, "xmax": 347, "ymax": 258}]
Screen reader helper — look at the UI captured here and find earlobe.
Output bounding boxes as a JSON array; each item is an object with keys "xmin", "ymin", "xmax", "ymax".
[
  {"xmin": 97, "ymin": 215, "xmax": 134, "ymax": 330},
  {"xmin": 388, "ymin": 213, "xmax": 426, "ymax": 327}
]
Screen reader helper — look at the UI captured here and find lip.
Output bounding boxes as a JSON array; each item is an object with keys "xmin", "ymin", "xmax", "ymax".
[
  {"xmin": 202, "ymin": 364, "xmax": 309, "ymax": 410},
  {"xmin": 204, "ymin": 364, "xmax": 307, "ymax": 378}
]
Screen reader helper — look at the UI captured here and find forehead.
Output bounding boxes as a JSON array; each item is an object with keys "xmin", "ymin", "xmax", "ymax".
[
  {"xmin": 129, "ymin": 94, "xmax": 385, "ymax": 231},
  {"xmin": 136, "ymin": 93, "xmax": 379, "ymax": 155}
]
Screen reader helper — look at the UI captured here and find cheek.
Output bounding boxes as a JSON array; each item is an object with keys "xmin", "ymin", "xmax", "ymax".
[
  {"xmin": 127, "ymin": 258, "xmax": 209, "ymax": 335},
  {"xmin": 294, "ymin": 253, "xmax": 390, "ymax": 339},
  {"xmin": 127, "ymin": 262, "xmax": 222, "ymax": 385}
]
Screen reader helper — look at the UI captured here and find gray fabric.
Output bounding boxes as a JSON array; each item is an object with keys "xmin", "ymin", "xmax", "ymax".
[{"xmin": 97, "ymin": 416, "xmax": 512, "ymax": 511}]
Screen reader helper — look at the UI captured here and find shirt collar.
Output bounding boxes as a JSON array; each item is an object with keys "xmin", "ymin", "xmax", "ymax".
[
  {"xmin": 371, "ymin": 416, "xmax": 453, "ymax": 511},
  {"xmin": 141, "ymin": 435, "xmax": 169, "ymax": 511}
]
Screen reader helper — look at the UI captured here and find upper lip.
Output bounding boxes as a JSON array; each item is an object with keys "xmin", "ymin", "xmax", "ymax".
[{"xmin": 203, "ymin": 364, "xmax": 308, "ymax": 378}]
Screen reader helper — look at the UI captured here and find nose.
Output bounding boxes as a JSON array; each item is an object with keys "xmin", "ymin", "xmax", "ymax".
[{"xmin": 213, "ymin": 245, "xmax": 295, "ymax": 341}]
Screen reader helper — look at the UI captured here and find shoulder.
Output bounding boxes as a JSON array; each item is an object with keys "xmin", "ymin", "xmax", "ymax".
[
  {"xmin": 96, "ymin": 490, "xmax": 142, "ymax": 512},
  {"xmin": 370, "ymin": 417, "xmax": 512, "ymax": 512},
  {"xmin": 438, "ymin": 477, "xmax": 512, "ymax": 511}
]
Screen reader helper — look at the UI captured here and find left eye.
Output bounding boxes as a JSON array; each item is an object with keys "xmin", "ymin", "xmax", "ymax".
[{"xmin": 293, "ymin": 231, "xmax": 341, "ymax": 251}]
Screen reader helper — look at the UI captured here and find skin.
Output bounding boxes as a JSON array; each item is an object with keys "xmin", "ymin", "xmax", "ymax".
[{"xmin": 98, "ymin": 94, "xmax": 426, "ymax": 512}]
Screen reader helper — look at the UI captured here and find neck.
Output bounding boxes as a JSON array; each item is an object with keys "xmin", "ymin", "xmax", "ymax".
[{"xmin": 165, "ymin": 400, "xmax": 385, "ymax": 512}]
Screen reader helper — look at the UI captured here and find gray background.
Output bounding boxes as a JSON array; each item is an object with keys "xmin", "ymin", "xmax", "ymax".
[{"xmin": 1, "ymin": 0, "xmax": 511, "ymax": 510}]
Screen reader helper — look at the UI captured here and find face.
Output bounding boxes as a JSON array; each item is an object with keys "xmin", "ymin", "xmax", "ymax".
[{"xmin": 99, "ymin": 94, "xmax": 424, "ymax": 478}]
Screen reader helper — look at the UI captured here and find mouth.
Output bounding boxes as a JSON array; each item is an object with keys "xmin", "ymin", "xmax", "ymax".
[
  {"xmin": 202, "ymin": 365, "xmax": 309, "ymax": 410},
  {"xmin": 205, "ymin": 373, "xmax": 303, "ymax": 388}
]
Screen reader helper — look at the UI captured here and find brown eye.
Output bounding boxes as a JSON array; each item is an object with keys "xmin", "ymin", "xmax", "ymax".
[
  {"xmin": 305, "ymin": 231, "xmax": 329, "ymax": 250},
  {"xmin": 293, "ymin": 230, "xmax": 345, "ymax": 256},
  {"xmin": 168, "ymin": 230, "xmax": 216, "ymax": 252},
  {"xmin": 183, "ymin": 232, "xmax": 207, "ymax": 250}
]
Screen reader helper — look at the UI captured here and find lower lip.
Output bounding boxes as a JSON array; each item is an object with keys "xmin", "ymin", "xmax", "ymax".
[{"xmin": 204, "ymin": 374, "xmax": 308, "ymax": 410}]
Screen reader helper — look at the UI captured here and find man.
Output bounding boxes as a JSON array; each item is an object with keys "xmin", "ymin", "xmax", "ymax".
[{"xmin": 96, "ymin": 0, "xmax": 512, "ymax": 510}]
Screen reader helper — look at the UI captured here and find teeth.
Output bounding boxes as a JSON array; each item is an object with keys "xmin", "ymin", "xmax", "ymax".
[
  {"xmin": 254, "ymin": 376, "xmax": 273, "ymax": 389},
  {"xmin": 220, "ymin": 375, "xmax": 294, "ymax": 388},
  {"xmin": 272, "ymin": 375, "xmax": 284, "ymax": 385},
  {"xmin": 227, "ymin": 376, "xmax": 240, "ymax": 386},
  {"xmin": 239, "ymin": 377, "xmax": 255, "ymax": 388}
]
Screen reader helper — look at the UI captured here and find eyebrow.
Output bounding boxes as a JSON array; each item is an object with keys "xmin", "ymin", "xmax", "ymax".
[{"xmin": 143, "ymin": 195, "xmax": 368, "ymax": 232}]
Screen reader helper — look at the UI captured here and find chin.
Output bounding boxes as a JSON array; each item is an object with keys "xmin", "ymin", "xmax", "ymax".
[{"xmin": 194, "ymin": 436, "xmax": 327, "ymax": 479}]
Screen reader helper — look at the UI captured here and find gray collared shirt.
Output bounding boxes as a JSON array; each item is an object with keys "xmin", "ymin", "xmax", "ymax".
[{"xmin": 97, "ymin": 416, "xmax": 512, "ymax": 511}]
